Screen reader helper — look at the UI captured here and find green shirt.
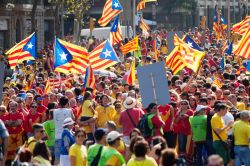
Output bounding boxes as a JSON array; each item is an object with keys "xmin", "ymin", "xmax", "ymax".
[
  {"xmin": 43, "ymin": 120, "xmax": 55, "ymax": 147},
  {"xmin": 87, "ymin": 144, "xmax": 108, "ymax": 166},
  {"xmin": 189, "ymin": 115, "xmax": 207, "ymax": 142}
]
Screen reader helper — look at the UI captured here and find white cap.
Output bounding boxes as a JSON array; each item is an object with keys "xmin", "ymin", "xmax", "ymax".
[
  {"xmin": 106, "ymin": 131, "xmax": 123, "ymax": 143},
  {"xmin": 195, "ymin": 105, "xmax": 207, "ymax": 113}
]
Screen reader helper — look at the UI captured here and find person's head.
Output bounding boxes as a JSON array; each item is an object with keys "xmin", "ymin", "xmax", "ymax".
[
  {"xmin": 8, "ymin": 100, "xmax": 18, "ymax": 112},
  {"xmin": 18, "ymin": 148, "xmax": 32, "ymax": 163},
  {"xmin": 105, "ymin": 121, "xmax": 117, "ymax": 132},
  {"xmin": 179, "ymin": 100, "xmax": 190, "ymax": 110},
  {"xmin": 240, "ymin": 110, "xmax": 250, "ymax": 122},
  {"xmin": 0, "ymin": 105, "xmax": 6, "ymax": 115},
  {"xmin": 94, "ymin": 128, "xmax": 108, "ymax": 144},
  {"xmin": 33, "ymin": 141, "xmax": 51, "ymax": 161},
  {"xmin": 34, "ymin": 95, "xmax": 43, "ymax": 105},
  {"xmin": 65, "ymin": 89, "xmax": 74, "ymax": 100},
  {"xmin": 129, "ymin": 128, "xmax": 142, "ymax": 139},
  {"xmin": 207, "ymin": 154, "xmax": 224, "ymax": 166},
  {"xmin": 26, "ymin": 93, "xmax": 34, "ymax": 105},
  {"xmin": 32, "ymin": 123, "xmax": 45, "ymax": 140},
  {"xmin": 146, "ymin": 103, "xmax": 158, "ymax": 114},
  {"xmin": 123, "ymin": 97, "xmax": 136, "ymax": 110},
  {"xmin": 83, "ymin": 91, "xmax": 92, "ymax": 101},
  {"xmin": 160, "ymin": 148, "xmax": 178, "ymax": 166},
  {"xmin": 223, "ymin": 90, "xmax": 230, "ymax": 100},
  {"xmin": 133, "ymin": 140, "xmax": 149, "ymax": 158},
  {"xmin": 151, "ymin": 136, "xmax": 167, "ymax": 157},
  {"xmin": 195, "ymin": 105, "xmax": 207, "ymax": 115},
  {"xmin": 114, "ymin": 101, "xmax": 122, "ymax": 112},
  {"xmin": 59, "ymin": 96, "xmax": 69, "ymax": 107},
  {"xmin": 106, "ymin": 131, "xmax": 122, "ymax": 148},
  {"xmin": 69, "ymin": 98, "xmax": 77, "ymax": 107},
  {"xmin": 75, "ymin": 129, "xmax": 87, "ymax": 145},
  {"xmin": 62, "ymin": 117, "xmax": 75, "ymax": 130},
  {"xmin": 129, "ymin": 136, "xmax": 144, "ymax": 153},
  {"xmin": 100, "ymin": 94, "xmax": 110, "ymax": 106},
  {"xmin": 30, "ymin": 102, "xmax": 38, "ymax": 113},
  {"xmin": 228, "ymin": 94, "xmax": 237, "ymax": 105},
  {"xmin": 217, "ymin": 103, "xmax": 228, "ymax": 116}
]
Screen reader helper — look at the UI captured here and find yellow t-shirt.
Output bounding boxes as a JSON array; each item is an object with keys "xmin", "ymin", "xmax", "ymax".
[
  {"xmin": 69, "ymin": 144, "xmax": 87, "ymax": 166},
  {"xmin": 160, "ymin": 46, "xmax": 168, "ymax": 55},
  {"xmin": 81, "ymin": 100, "xmax": 94, "ymax": 117},
  {"xmin": 236, "ymin": 102, "xmax": 246, "ymax": 111},
  {"xmin": 211, "ymin": 113, "xmax": 228, "ymax": 141},
  {"xmin": 96, "ymin": 105, "xmax": 116, "ymax": 127},
  {"xmin": 233, "ymin": 120, "xmax": 250, "ymax": 146},
  {"xmin": 127, "ymin": 156, "xmax": 158, "ymax": 166},
  {"xmin": 27, "ymin": 137, "xmax": 37, "ymax": 153},
  {"xmin": 106, "ymin": 151, "xmax": 123, "ymax": 166}
]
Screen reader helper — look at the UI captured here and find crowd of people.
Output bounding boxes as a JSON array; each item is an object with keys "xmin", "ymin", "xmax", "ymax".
[{"xmin": 0, "ymin": 26, "xmax": 249, "ymax": 166}]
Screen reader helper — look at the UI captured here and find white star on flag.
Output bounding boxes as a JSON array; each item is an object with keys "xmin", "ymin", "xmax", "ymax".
[
  {"xmin": 187, "ymin": 41, "xmax": 193, "ymax": 48},
  {"xmin": 60, "ymin": 52, "xmax": 67, "ymax": 61},
  {"xmin": 27, "ymin": 42, "xmax": 33, "ymax": 49},
  {"xmin": 113, "ymin": 2, "xmax": 119, "ymax": 8},
  {"xmin": 103, "ymin": 49, "xmax": 112, "ymax": 58}
]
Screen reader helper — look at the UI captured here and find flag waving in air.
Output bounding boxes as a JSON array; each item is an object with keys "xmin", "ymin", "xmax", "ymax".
[
  {"xmin": 231, "ymin": 15, "xmax": 250, "ymax": 35},
  {"xmin": 110, "ymin": 15, "xmax": 123, "ymax": 46},
  {"xmin": 233, "ymin": 27, "xmax": 250, "ymax": 59},
  {"xmin": 6, "ymin": 32, "xmax": 36, "ymax": 69},
  {"xmin": 83, "ymin": 65, "xmax": 96, "ymax": 89},
  {"xmin": 137, "ymin": 0, "xmax": 157, "ymax": 11},
  {"xmin": 120, "ymin": 37, "xmax": 139, "ymax": 55},
  {"xmin": 184, "ymin": 35, "xmax": 203, "ymax": 51},
  {"xmin": 140, "ymin": 17, "xmax": 150, "ymax": 37},
  {"xmin": 54, "ymin": 38, "xmax": 89, "ymax": 74},
  {"xmin": 88, "ymin": 40, "xmax": 120, "ymax": 70},
  {"xmin": 213, "ymin": 4, "xmax": 227, "ymax": 41},
  {"xmin": 127, "ymin": 61, "xmax": 136, "ymax": 85},
  {"xmin": 98, "ymin": 0, "xmax": 123, "ymax": 27}
]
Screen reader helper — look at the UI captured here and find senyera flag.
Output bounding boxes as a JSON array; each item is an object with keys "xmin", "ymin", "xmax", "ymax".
[
  {"xmin": 119, "ymin": 36, "xmax": 139, "ymax": 55},
  {"xmin": 231, "ymin": 15, "xmax": 250, "ymax": 35}
]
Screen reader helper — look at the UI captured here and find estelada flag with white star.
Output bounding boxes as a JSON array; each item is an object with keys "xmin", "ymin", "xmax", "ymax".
[
  {"xmin": 184, "ymin": 35, "xmax": 203, "ymax": 52},
  {"xmin": 6, "ymin": 32, "xmax": 36, "ymax": 69},
  {"xmin": 174, "ymin": 34, "xmax": 205, "ymax": 73},
  {"xmin": 54, "ymin": 37, "xmax": 88, "ymax": 74},
  {"xmin": 98, "ymin": 0, "xmax": 123, "ymax": 27},
  {"xmin": 88, "ymin": 40, "xmax": 120, "ymax": 70}
]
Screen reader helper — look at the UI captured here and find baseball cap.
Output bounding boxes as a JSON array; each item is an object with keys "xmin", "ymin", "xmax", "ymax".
[
  {"xmin": 195, "ymin": 105, "xmax": 207, "ymax": 113},
  {"xmin": 94, "ymin": 128, "xmax": 108, "ymax": 140},
  {"xmin": 106, "ymin": 131, "xmax": 123, "ymax": 143}
]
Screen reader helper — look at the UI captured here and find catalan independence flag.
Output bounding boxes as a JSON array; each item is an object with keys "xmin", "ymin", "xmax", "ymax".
[
  {"xmin": 231, "ymin": 15, "xmax": 250, "ymax": 35},
  {"xmin": 54, "ymin": 38, "xmax": 88, "ymax": 74},
  {"xmin": 174, "ymin": 34, "xmax": 205, "ymax": 73},
  {"xmin": 213, "ymin": 4, "xmax": 227, "ymax": 41},
  {"xmin": 165, "ymin": 47, "xmax": 187, "ymax": 75},
  {"xmin": 83, "ymin": 65, "xmax": 95, "ymax": 89},
  {"xmin": 98, "ymin": 0, "xmax": 123, "ymax": 27},
  {"xmin": 126, "ymin": 61, "xmax": 136, "ymax": 85},
  {"xmin": 110, "ymin": 15, "xmax": 123, "ymax": 46},
  {"xmin": 88, "ymin": 40, "xmax": 120, "ymax": 70},
  {"xmin": 6, "ymin": 32, "xmax": 36, "ymax": 69},
  {"xmin": 120, "ymin": 37, "xmax": 139, "ymax": 55},
  {"xmin": 233, "ymin": 27, "xmax": 250, "ymax": 59},
  {"xmin": 212, "ymin": 77, "xmax": 222, "ymax": 88}
]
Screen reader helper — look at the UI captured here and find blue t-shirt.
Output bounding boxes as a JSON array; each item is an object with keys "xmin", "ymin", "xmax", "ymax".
[{"xmin": 60, "ymin": 128, "xmax": 75, "ymax": 155}]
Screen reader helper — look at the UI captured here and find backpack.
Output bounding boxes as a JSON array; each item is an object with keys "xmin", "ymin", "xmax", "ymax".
[{"xmin": 137, "ymin": 113, "xmax": 154, "ymax": 138}]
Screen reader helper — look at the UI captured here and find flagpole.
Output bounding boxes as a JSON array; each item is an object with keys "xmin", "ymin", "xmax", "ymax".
[{"xmin": 133, "ymin": 0, "xmax": 136, "ymax": 37}]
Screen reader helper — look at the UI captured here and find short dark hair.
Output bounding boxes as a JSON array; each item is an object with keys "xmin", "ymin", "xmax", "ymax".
[
  {"xmin": 59, "ymin": 96, "xmax": 69, "ymax": 107},
  {"xmin": 32, "ymin": 123, "xmax": 44, "ymax": 132},
  {"xmin": 129, "ymin": 136, "xmax": 144, "ymax": 153},
  {"xmin": 33, "ymin": 141, "xmax": 51, "ymax": 161},
  {"xmin": 75, "ymin": 128, "xmax": 86, "ymax": 137},
  {"xmin": 160, "ymin": 148, "xmax": 178, "ymax": 166},
  {"xmin": 134, "ymin": 140, "xmax": 149, "ymax": 157}
]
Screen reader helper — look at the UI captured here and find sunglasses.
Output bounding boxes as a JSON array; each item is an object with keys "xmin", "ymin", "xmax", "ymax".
[
  {"xmin": 180, "ymin": 103, "xmax": 188, "ymax": 105},
  {"xmin": 39, "ymin": 130, "xmax": 45, "ymax": 133},
  {"xmin": 31, "ymin": 106, "xmax": 37, "ymax": 108},
  {"xmin": 224, "ymin": 94, "xmax": 230, "ymax": 96}
]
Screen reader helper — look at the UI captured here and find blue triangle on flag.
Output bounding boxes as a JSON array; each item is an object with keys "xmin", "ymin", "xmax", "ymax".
[
  {"xmin": 54, "ymin": 38, "xmax": 73, "ymax": 68},
  {"xmin": 112, "ymin": 0, "xmax": 123, "ymax": 10},
  {"xmin": 23, "ymin": 33, "xmax": 36, "ymax": 58},
  {"xmin": 219, "ymin": 56, "xmax": 225, "ymax": 72},
  {"xmin": 243, "ymin": 60, "xmax": 250, "ymax": 72},
  {"xmin": 226, "ymin": 42, "xmax": 233, "ymax": 55},
  {"xmin": 184, "ymin": 35, "xmax": 203, "ymax": 51},
  {"xmin": 110, "ymin": 15, "xmax": 119, "ymax": 32},
  {"xmin": 99, "ymin": 40, "xmax": 120, "ymax": 62}
]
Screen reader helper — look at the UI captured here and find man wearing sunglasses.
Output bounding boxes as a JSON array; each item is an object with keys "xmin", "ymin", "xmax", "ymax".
[{"xmin": 26, "ymin": 123, "xmax": 46, "ymax": 153}]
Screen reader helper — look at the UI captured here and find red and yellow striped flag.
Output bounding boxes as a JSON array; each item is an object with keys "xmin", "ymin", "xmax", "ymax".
[
  {"xmin": 137, "ymin": 0, "xmax": 157, "ymax": 11},
  {"xmin": 120, "ymin": 36, "xmax": 139, "ymax": 55},
  {"xmin": 140, "ymin": 17, "xmax": 150, "ymax": 34},
  {"xmin": 126, "ymin": 61, "xmax": 136, "ymax": 85},
  {"xmin": 44, "ymin": 79, "xmax": 51, "ymax": 94},
  {"xmin": 165, "ymin": 47, "xmax": 186, "ymax": 75},
  {"xmin": 231, "ymin": 15, "xmax": 250, "ymax": 35},
  {"xmin": 233, "ymin": 27, "xmax": 250, "ymax": 59},
  {"xmin": 212, "ymin": 77, "xmax": 222, "ymax": 88},
  {"xmin": 25, "ymin": 74, "xmax": 35, "ymax": 91}
]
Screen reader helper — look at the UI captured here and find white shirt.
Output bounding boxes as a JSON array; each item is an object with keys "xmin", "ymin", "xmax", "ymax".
[{"xmin": 222, "ymin": 112, "xmax": 234, "ymax": 135}]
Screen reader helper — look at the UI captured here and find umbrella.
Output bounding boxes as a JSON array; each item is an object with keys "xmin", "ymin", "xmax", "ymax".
[{"xmin": 94, "ymin": 70, "xmax": 117, "ymax": 78}]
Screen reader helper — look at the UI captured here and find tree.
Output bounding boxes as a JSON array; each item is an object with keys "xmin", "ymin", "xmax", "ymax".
[
  {"xmin": 65, "ymin": 0, "xmax": 93, "ymax": 44},
  {"xmin": 31, "ymin": 0, "xmax": 39, "ymax": 32}
]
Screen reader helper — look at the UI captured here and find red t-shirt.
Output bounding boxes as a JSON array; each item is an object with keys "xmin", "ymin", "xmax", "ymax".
[
  {"xmin": 25, "ymin": 112, "xmax": 42, "ymax": 132},
  {"xmin": 6, "ymin": 111, "xmax": 25, "ymax": 134},
  {"xmin": 141, "ymin": 41, "xmax": 147, "ymax": 56},
  {"xmin": 174, "ymin": 109, "xmax": 193, "ymax": 135},
  {"xmin": 0, "ymin": 113, "xmax": 8, "ymax": 122},
  {"xmin": 151, "ymin": 115, "xmax": 165, "ymax": 136},
  {"xmin": 119, "ymin": 108, "xmax": 145, "ymax": 136},
  {"xmin": 37, "ymin": 105, "xmax": 48, "ymax": 115}
]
